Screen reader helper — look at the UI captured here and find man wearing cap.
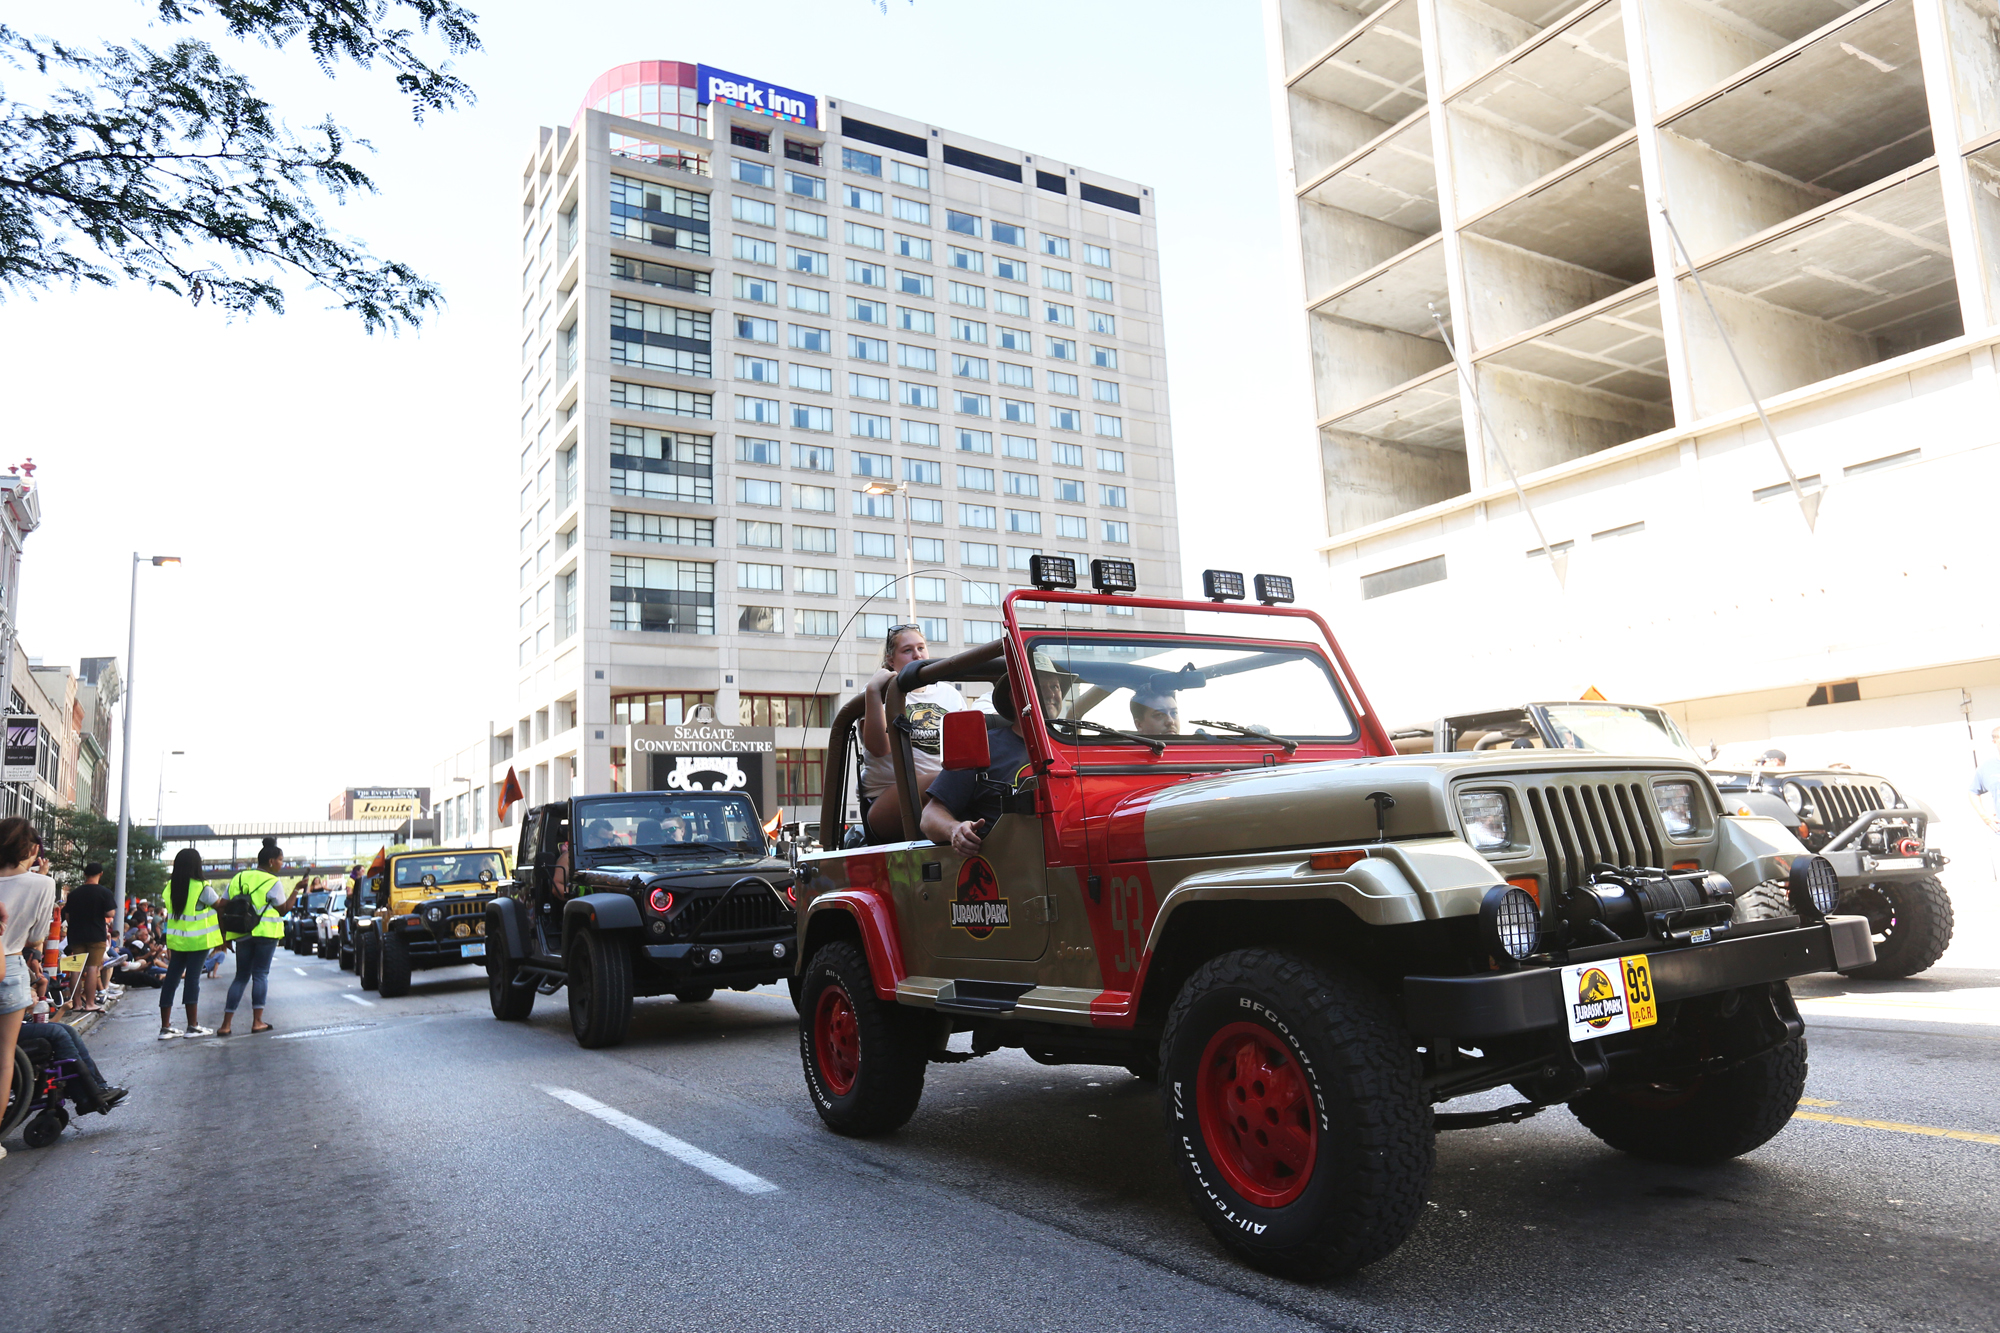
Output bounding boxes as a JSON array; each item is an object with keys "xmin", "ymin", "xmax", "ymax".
[{"xmin": 920, "ymin": 673, "xmax": 1063, "ymax": 856}]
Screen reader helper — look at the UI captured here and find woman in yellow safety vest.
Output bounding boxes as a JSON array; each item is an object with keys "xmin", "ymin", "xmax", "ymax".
[
  {"xmin": 217, "ymin": 838, "xmax": 295, "ymax": 1037},
  {"xmin": 158, "ymin": 848, "xmax": 220, "ymax": 1040}
]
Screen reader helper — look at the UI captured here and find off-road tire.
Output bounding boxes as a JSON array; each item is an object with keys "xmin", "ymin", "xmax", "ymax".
[
  {"xmin": 800, "ymin": 940, "xmax": 929, "ymax": 1136},
  {"xmin": 378, "ymin": 933, "xmax": 413, "ymax": 998},
  {"xmin": 567, "ymin": 929, "xmax": 634, "ymax": 1049},
  {"xmin": 1159, "ymin": 948, "xmax": 1433, "ymax": 1280},
  {"xmin": 1570, "ymin": 1033, "xmax": 1807, "ymax": 1164},
  {"xmin": 674, "ymin": 986, "xmax": 716, "ymax": 1004},
  {"xmin": 1729, "ymin": 880, "xmax": 1794, "ymax": 924},
  {"xmin": 316, "ymin": 937, "xmax": 336, "ymax": 960},
  {"xmin": 356, "ymin": 933, "xmax": 381, "ymax": 992},
  {"xmin": 1838, "ymin": 878, "xmax": 1954, "ymax": 980},
  {"xmin": 338, "ymin": 933, "xmax": 355, "ymax": 971},
  {"xmin": 487, "ymin": 947, "xmax": 535, "ymax": 1022}
]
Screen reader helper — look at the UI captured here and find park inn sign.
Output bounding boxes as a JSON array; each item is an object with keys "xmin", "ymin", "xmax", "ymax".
[{"xmin": 696, "ymin": 63, "xmax": 817, "ymax": 127}]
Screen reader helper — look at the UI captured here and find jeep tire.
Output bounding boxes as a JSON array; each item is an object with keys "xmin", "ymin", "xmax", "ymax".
[
  {"xmin": 800, "ymin": 940, "xmax": 928, "ymax": 1136},
  {"xmin": 356, "ymin": 933, "xmax": 381, "ymax": 992},
  {"xmin": 674, "ymin": 986, "xmax": 715, "ymax": 1003},
  {"xmin": 567, "ymin": 928, "xmax": 634, "ymax": 1049},
  {"xmin": 1838, "ymin": 877, "xmax": 1954, "ymax": 980},
  {"xmin": 1569, "ymin": 1033, "xmax": 1807, "ymax": 1164},
  {"xmin": 487, "ymin": 947, "xmax": 535, "ymax": 1022},
  {"xmin": 378, "ymin": 933, "xmax": 413, "ymax": 998},
  {"xmin": 338, "ymin": 932, "xmax": 355, "ymax": 971},
  {"xmin": 1159, "ymin": 948, "xmax": 1433, "ymax": 1280}
]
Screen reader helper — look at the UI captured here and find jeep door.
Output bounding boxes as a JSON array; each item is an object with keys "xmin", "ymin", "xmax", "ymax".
[{"xmin": 907, "ymin": 808, "xmax": 1052, "ymax": 965}]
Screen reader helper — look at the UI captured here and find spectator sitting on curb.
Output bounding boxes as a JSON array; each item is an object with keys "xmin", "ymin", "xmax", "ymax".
[{"xmin": 202, "ymin": 943, "xmax": 228, "ymax": 978}]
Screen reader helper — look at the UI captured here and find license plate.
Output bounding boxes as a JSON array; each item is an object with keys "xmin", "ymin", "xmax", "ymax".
[
  {"xmin": 461, "ymin": 942, "xmax": 486, "ymax": 958},
  {"xmin": 1560, "ymin": 954, "xmax": 1658, "ymax": 1043},
  {"xmin": 1871, "ymin": 857, "xmax": 1920, "ymax": 869}
]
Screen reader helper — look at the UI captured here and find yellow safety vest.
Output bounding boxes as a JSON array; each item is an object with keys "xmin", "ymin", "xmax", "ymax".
[
  {"xmin": 165, "ymin": 880, "xmax": 222, "ymax": 952},
  {"xmin": 227, "ymin": 870, "xmax": 286, "ymax": 940}
]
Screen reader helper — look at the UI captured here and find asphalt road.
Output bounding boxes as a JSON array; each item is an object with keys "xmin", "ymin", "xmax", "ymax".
[{"xmin": 3, "ymin": 942, "xmax": 1996, "ymax": 1333}]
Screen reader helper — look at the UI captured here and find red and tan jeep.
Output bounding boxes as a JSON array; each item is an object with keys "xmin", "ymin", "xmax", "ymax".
[{"xmin": 791, "ymin": 561, "xmax": 1872, "ymax": 1279}]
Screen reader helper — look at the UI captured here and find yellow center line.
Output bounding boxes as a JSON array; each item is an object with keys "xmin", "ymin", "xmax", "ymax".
[{"xmin": 1793, "ymin": 1110, "xmax": 2000, "ymax": 1146}]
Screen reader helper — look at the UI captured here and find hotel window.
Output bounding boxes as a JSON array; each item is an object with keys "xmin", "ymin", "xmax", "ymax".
[
  {"xmin": 842, "ymin": 147, "xmax": 882, "ymax": 176},
  {"xmin": 736, "ymin": 477, "xmax": 781, "ymax": 507},
  {"xmin": 789, "ymin": 323, "xmax": 831, "ymax": 353},
  {"xmin": 949, "ymin": 282, "xmax": 987, "ymax": 309},
  {"xmin": 850, "ymin": 372, "xmax": 891, "ymax": 401},
  {"xmin": 964, "ymin": 618, "xmax": 1004, "ymax": 642},
  {"xmin": 847, "ymin": 259, "xmax": 887, "ymax": 287},
  {"xmin": 957, "ymin": 465, "xmax": 995, "ymax": 491},
  {"xmin": 734, "ymin": 236, "xmax": 776, "ymax": 265},
  {"xmin": 1050, "ymin": 406, "xmax": 1081, "ymax": 432},
  {"xmin": 957, "ymin": 428, "xmax": 993, "ymax": 454},
  {"xmin": 1048, "ymin": 371, "xmax": 1079, "ymax": 396},
  {"xmin": 1087, "ymin": 277, "xmax": 1114, "ymax": 302},
  {"xmin": 956, "ymin": 391, "xmax": 991, "ymax": 417},
  {"xmin": 1000, "ymin": 399, "xmax": 1034, "ymax": 425},
  {"xmin": 844, "ymin": 184, "xmax": 884, "ymax": 213},
  {"xmin": 1100, "ymin": 485, "xmax": 1127, "ymax": 508},
  {"xmin": 610, "ymin": 512, "xmax": 714, "ymax": 546},
  {"xmin": 996, "ymin": 361, "xmax": 1032, "ymax": 388},
  {"xmin": 786, "ymin": 208, "xmax": 828, "ymax": 238},
  {"xmin": 731, "ymin": 197, "xmax": 776, "ymax": 227},
  {"xmin": 948, "ymin": 246, "xmax": 984, "ymax": 273},
  {"xmin": 611, "ymin": 427, "xmax": 713, "ymax": 502},
  {"xmin": 899, "ymin": 343, "xmax": 938, "ymax": 371},
  {"xmin": 788, "ymin": 284, "xmax": 830, "ymax": 314},
  {"xmin": 611, "ymin": 297, "xmax": 713, "ymax": 376},
  {"xmin": 733, "ymin": 274, "xmax": 776, "ymax": 304},
  {"xmin": 786, "ymin": 170, "xmax": 825, "ymax": 200},
  {"xmin": 738, "ymin": 605, "xmax": 780, "ymax": 634},
  {"xmin": 910, "ymin": 496, "xmax": 944, "ymax": 523},
  {"xmin": 961, "ymin": 542, "xmax": 999, "ymax": 567},
  {"xmin": 1091, "ymin": 344, "xmax": 1118, "ymax": 369},
  {"xmin": 1096, "ymin": 449, "xmax": 1125, "ymax": 473},
  {"xmin": 914, "ymin": 576, "xmax": 947, "ymax": 603},
  {"xmin": 994, "ymin": 255, "xmax": 1028, "ymax": 282},
  {"xmin": 1002, "ymin": 434, "xmax": 1037, "ymax": 461},
  {"xmin": 735, "ymin": 354, "xmax": 779, "ymax": 383},
  {"xmin": 994, "ymin": 291, "xmax": 1029, "ymax": 318},
  {"xmin": 793, "ymin": 443, "xmax": 834, "ymax": 471},
  {"xmin": 1084, "ymin": 243, "xmax": 1111, "ymax": 267},
  {"xmin": 954, "ymin": 353, "xmax": 989, "ymax": 380},
  {"xmin": 1004, "ymin": 471, "xmax": 1039, "ymax": 497},
  {"xmin": 892, "ymin": 196, "xmax": 931, "ymax": 225},
  {"xmin": 851, "ymin": 411, "xmax": 892, "ymax": 439},
  {"xmin": 1055, "ymin": 477, "xmax": 1085, "ymax": 504},
  {"xmin": 1041, "ymin": 234, "xmax": 1071, "ymax": 258},
  {"xmin": 1042, "ymin": 267, "xmax": 1073, "ymax": 292},
  {"xmin": 796, "ymin": 608, "xmax": 840, "ymax": 636},
  {"xmin": 995, "ymin": 325, "xmax": 1030, "ymax": 353},
  {"xmin": 891, "ymin": 160, "xmax": 929, "ymax": 188},
  {"xmin": 904, "ymin": 420, "xmax": 941, "ymax": 447},
  {"xmin": 952, "ymin": 318, "xmax": 988, "ymax": 345},
  {"xmin": 610, "ymin": 254, "xmax": 712, "ymax": 295},
  {"xmin": 962, "ymin": 580, "xmax": 1002, "ymax": 607},
  {"xmin": 786, "ymin": 140, "xmax": 821, "ymax": 165},
  {"xmin": 1005, "ymin": 509, "xmax": 1041, "ymax": 535},
  {"xmin": 1102, "ymin": 521, "xmax": 1130, "ymax": 543},
  {"xmin": 736, "ymin": 395, "xmax": 780, "ymax": 424},
  {"xmin": 992, "ymin": 221, "xmax": 1026, "ymax": 247},
  {"xmin": 790, "ymin": 403, "xmax": 834, "ymax": 432},
  {"xmin": 1092, "ymin": 379, "xmax": 1121, "ymax": 404},
  {"xmin": 1093, "ymin": 414, "xmax": 1124, "ymax": 439},
  {"xmin": 790, "ymin": 363, "xmax": 832, "ymax": 393},
  {"xmin": 946, "ymin": 210, "xmax": 981, "ymax": 238},
  {"xmin": 848, "ymin": 296, "xmax": 889, "ymax": 324},
  {"xmin": 959, "ymin": 503, "xmax": 997, "ymax": 529},
  {"xmin": 736, "ymin": 315, "xmax": 778, "ymax": 344},
  {"xmin": 896, "ymin": 270, "xmax": 933, "ymax": 298},
  {"xmin": 1048, "ymin": 337, "xmax": 1076, "ymax": 360},
  {"xmin": 787, "ymin": 246, "xmax": 828, "ymax": 276},
  {"xmin": 737, "ymin": 519, "xmax": 781, "ymax": 547},
  {"xmin": 609, "ymin": 556, "xmax": 715, "ymax": 634},
  {"xmin": 731, "ymin": 158, "xmax": 774, "ymax": 188},
  {"xmin": 1056, "ymin": 513, "xmax": 1087, "ymax": 539},
  {"xmin": 611, "ymin": 381, "xmax": 714, "ymax": 418},
  {"xmin": 905, "ymin": 457, "xmax": 941, "ymax": 485},
  {"xmin": 898, "ymin": 307, "xmax": 935, "ymax": 335},
  {"xmin": 1045, "ymin": 301, "xmax": 1075, "ymax": 326},
  {"xmin": 794, "ymin": 524, "xmax": 837, "ymax": 552},
  {"xmin": 901, "ymin": 381, "xmax": 938, "ymax": 409},
  {"xmin": 855, "ymin": 530, "xmax": 897, "ymax": 558},
  {"xmin": 913, "ymin": 536, "xmax": 945, "ymax": 563},
  {"xmin": 895, "ymin": 233, "xmax": 932, "ymax": 261},
  {"xmin": 610, "ymin": 175, "xmax": 710, "ymax": 254},
  {"xmin": 854, "ymin": 489, "xmax": 896, "ymax": 518},
  {"xmin": 846, "ymin": 222, "xmax": 886, "ymax": 250},
  {"xmin": 1007, "ymin": 545, "xmax": 1040, "ymax": 571},
  {"xmin": 1088, "ymin": 311, "xmax": 1115, "ymax": 336},
  {"xmin": 737, "ymin": 561, "xmax": 783, "ymax": 590},
  {"xmin": 793, "ymin": 484, "xmax": 836, "ymax": 512},
  {"xmin": 731, "ymin": 125, "xmax": 769, "ymax": 152}
]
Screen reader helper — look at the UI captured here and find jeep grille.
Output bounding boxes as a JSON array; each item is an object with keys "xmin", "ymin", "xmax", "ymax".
[
  {"xmin": 1523, "ymin": 779, "xmax": 1664, "ymax": 892},
  {"xmin": 1797, "ymin": 778, "xmax": 1891, "ymax": 826},
  {"xmin": 668, "ymin": 888, "xmax": 793, "ymax": 940}
]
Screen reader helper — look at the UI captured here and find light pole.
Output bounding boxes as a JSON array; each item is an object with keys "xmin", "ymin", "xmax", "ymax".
[
  {"xmin": 862, "ymin": 480, "xmax": 915, "ymax": 624},
  {"xmin": 114, "ymin": 554, "xmax": 180, "ymax": 935},
  {"xmin": 152, "ymin": 748, "xmax": 184, "ymax": 846}
]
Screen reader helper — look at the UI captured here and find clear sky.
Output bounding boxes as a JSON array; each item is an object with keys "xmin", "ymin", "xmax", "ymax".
[{"xmin": 0, "ymin": 0, "xmax": 1323, "ymax": 824}]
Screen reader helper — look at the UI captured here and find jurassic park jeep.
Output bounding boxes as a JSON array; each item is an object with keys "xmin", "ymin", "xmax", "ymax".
[{"xmin": 790, "ymin": 561, "xmax": 1874, "ymax": 1280}]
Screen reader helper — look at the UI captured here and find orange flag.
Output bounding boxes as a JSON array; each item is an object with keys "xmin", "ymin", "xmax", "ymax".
[
  {"xmin": 366, "ymin": 846, "xmax": 387, "ymax": 875},
  {"xmin": 497, "ymin": 766, "xmax": 525, "ymax": 822}
]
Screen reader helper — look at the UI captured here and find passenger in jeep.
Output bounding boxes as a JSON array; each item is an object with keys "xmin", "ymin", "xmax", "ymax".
[
  {"xmin": 919, "ymin": 674, "xmax": 1059, "ymax": 855},
  {"xmin": 1129, "ymin": 689, "xmax": 1181, "ymax": 736}
]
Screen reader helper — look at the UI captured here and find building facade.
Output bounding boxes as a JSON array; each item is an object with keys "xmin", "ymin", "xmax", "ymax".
[
  {"xmin": 1269, "ymin": 0, "xmax": 2000, "ymax": 823},
  {"xmin": 450, "ymin": 60, "xmax": 1179, "ymax": 833}
]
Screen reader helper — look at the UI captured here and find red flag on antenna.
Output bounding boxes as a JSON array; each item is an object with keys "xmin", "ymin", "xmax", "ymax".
[{"xmin": 498, "ymin": 766, "xmax": 525, "ymax": 821}]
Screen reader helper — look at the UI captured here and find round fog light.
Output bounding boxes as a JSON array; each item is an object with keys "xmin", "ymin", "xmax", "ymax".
[
  {"xmin": 454, "ymin": 923, "xmax": 470, "ymax": 938},
  {"xmin": 773, "ymin": 942, "xmax": 786, "ymax": 960},
  {"xmin": 707, "ymin": 947, "xmax": 724, "ymax": 965},
  {"xmin": 1787, "ymin": 855, "xmax": 1840, "ymax": 919},
  {"xmin": 1479, "ymin": 884, "xmax": 1541, "ymax": 963}
]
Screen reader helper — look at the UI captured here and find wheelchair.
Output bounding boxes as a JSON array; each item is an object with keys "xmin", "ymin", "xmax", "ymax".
[{"xmin": 2, "ymin": 1036, "xmax": 85, "ymax": 1149}]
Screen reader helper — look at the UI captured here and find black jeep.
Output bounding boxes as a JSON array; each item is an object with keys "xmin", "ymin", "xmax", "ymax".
[{"xmin": 484, "ymin": 791, "xmax": 799, "ymax": 1048}]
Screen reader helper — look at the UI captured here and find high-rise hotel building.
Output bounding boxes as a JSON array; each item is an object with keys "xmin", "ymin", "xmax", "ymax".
[{"xmin": 435, "ymin": 62, "xmax": 1177, "ymax": 838}]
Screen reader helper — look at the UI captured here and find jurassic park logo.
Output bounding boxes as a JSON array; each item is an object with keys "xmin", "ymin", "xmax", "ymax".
[{"xmin": 949, "ymin": 855, "xmax": 1010, "ymax": 938}]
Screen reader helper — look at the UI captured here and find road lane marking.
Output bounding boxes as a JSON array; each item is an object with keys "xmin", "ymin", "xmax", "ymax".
[
  {"xmin": 1799, "ymin": 1097, "xmax": 1840, "ymax": 1108},
  {"xmin": 275, "ymin": 1023, "xmax": 376, "ymax": 1040},
  {"xmin": 294, "ymin": 968, "xmax": 308, "ymax": 976},
  {"xmin": 1794, "ymin": 1110, "xmax": 2000, "ymax": 1146},
  {"xmin": 341, "ymin": 993, "xmax": 375, "ymax": 1007},
  {"xmin": 539, "ymin": 1086, "xmax": 778, "ymax": 1194}
]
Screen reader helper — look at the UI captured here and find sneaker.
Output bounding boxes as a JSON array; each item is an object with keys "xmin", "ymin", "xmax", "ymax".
[
  {"xmin": 183, "ymin": 1025, "xmax": 214, "ymax": 1038},
  {"xmin": 157, "ymin": 1029, "xmax": 181, "ymax": 1040},
  {"xmin": 96, "ymin": 1086, "xmax": 130, "ymax": 1112}
]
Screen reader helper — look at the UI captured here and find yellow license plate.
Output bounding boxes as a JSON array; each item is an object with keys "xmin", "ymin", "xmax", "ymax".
[{"xmin": 1621, "ymin": 954, "xmax": 1658, "ymax": 1030}]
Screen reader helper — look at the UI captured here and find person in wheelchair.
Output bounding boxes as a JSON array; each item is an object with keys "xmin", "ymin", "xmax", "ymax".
[{"xmin": 19, "ymin": 1018, "xmax": 127, "ymax": 1114}]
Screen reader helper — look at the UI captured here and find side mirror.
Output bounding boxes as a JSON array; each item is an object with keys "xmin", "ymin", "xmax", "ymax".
[{"xmin": 941, "ymin": 710, "xmax": 991, "ymax": 771}]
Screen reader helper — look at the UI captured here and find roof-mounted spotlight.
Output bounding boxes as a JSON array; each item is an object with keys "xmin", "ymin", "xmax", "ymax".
[
  {"xmin": 1202, "ymin": 569, "xmax": 1245, "ymax": 602},
  {"xmin": 1090, "ymin": 558, "xmax": 1137, "ymax": 595},
  {"xmin": 1253, "ymin": 573, "xmax": 1295, "ymax": 605},
  {"xmin": 1028, "ymin": 554, "xmax": 1077, "ymax": 592}
]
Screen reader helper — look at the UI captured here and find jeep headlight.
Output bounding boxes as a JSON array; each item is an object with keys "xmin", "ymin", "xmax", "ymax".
[
  {"xmin": 425, "ymin": 907, "xmax": 443, "ymax": 923},
  {"xmin": 1878, "ymin": 781, "xmax": 1900, "ymax": 809},
  {"xmin": 1653, "ymin": 781, "xmax": 1697, "ymax": 836},
  {"xmin": 1781, "ymin": 782, "xmax": 1806, "ymax": 814},
  {"xmin": 1456, "ymin": 791, "xmax": 1511, "ymax": 851}
]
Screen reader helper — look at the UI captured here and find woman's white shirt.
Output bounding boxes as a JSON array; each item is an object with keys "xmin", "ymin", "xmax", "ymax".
[{"xmin": 861, "ymin": 682, "xmax": 967, "ymax": 798}]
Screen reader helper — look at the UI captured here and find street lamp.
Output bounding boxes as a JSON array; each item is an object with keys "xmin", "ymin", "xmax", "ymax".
[
  {"xmin": 152, "ymin": 748, "xmax": 184, "ymax": 846},
  {"xmin": 114, "ymin": 554, "xmax": 180, "ymax": 936},
  {"xmin": 862, "ymin": 480, "xmax": 915, "ymax": 624}
]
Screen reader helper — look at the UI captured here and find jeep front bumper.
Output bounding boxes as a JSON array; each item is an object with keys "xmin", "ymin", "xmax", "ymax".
[
  {"xmin": 1402, "ymin": 915, "xmax": 1873, "ymax": 1038},
  {"xmin": 642, "ymin": 939, "xmax": 792, "ymax": 986}
]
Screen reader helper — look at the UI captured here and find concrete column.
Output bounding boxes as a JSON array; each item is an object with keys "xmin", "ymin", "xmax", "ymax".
[
  {"xmin": 1413, "ymin": 0, "xmax": 1486, "ymax": 491},
  {"xmin": 1623, "ymin": 0, "xmax": 1700, "ymax": 426},
  {"xmin": 1912, "ymin": 0, "xmax": 1998, "ymax": 332}
]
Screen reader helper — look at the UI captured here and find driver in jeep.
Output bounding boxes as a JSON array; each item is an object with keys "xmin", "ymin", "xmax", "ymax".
[{"xmin": 1129, "ymin": 689, "xmax": 1180, "ymax": 736}]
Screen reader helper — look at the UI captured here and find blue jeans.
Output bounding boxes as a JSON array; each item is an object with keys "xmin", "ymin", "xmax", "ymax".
[
  {"xmin": 224, "ymin": 937, "xmax": 277, "ymax": 1014},
  {"xmin": 159, "ymin": 950, "xmax": 204, "ymax": 1011},
  {"xmin": 18, "ymin": 1020, "xmax": 105, "ymax": 1086}
]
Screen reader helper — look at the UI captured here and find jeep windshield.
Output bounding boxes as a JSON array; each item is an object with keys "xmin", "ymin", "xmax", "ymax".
[
  {"xmin": 1536, "ymin": 703, "xmax": 1703, "ymax": 763},
  {"xmin": 1027, "ymin": 633, "xmax": 1358, "ymax": 746},
  {"xmin": 573, "ymin": 794, "xmax": 765, "ymax": 859},
  {"xmin": 393, "ymin": 852, "xmax": 507, "ymax": 889}
]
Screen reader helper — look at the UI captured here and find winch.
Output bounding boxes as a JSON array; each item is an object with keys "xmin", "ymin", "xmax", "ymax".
[{"xmin": 1561, "ymin": 864, "xmax": 1739, "ymax": 947}]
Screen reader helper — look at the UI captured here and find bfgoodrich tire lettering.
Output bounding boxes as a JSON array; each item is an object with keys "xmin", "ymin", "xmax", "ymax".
[
  {"xmin": 799, "ymin": 940, "xmax": 928, "ymax": 1136},
  {"xmin": 1159, "ymin": 948, "xmax": 1433, "ymax": 1280}
]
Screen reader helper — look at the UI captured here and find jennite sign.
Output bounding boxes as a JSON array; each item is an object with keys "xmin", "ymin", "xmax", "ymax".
[{"xmin": 696, "ymin": 64, "xmax": 816, "ymax": 128}]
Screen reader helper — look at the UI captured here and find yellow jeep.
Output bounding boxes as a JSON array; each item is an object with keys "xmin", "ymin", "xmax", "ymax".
[{"xmin": 353, "ymin": 847, "xmax": 512, "ymax": 997}]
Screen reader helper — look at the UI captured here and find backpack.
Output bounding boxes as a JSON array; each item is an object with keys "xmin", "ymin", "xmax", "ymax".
[{"xmin": 217, "ymin": 881, "xmax": 262, "ymax": 936}]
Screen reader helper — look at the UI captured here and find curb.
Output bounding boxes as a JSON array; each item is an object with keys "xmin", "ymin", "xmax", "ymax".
[{"xmin": 58, "ymin": 990, "xmax": 118, "ymax": 1039}]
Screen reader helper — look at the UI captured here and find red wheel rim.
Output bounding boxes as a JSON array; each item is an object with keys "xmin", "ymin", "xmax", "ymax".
[
  {"xmin": 1195, "ymin": 1020, "xmax": 1319, "ymax": 1208},
  {"xmin": 814, "ymin": 984, "xmax": 860, "ymax": 1097}
]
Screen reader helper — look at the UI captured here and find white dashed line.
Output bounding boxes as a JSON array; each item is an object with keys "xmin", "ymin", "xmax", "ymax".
[
  {"xmin": 294, "ymin": 967, "xmax": 308, "ymax": 976},
  {"xmin": 341, "ymin": 993, "xmax": 375, "ymax": 1007},
  {"xmin": 539, "ymin": 1086, "xmax": 778, "ymax": 1195}
]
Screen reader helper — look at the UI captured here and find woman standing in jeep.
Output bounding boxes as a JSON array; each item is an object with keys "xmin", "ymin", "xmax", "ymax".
[{"xmin": 860, "ymin": 624, "xmax": 965, "ymax": 842}]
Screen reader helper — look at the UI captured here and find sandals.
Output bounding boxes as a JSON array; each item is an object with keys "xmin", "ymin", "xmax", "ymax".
[{"xmin": 251, "ymin": 1022, "xmax": 274, "ymax": 1034}]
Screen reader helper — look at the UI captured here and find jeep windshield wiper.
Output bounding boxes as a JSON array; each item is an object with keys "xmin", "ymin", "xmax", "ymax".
[
  {"xmin": 1189, "ymin": 719, "xmax": 1299, "ymax": 756},
  {"xmin": 1049, "ymin": 716, "xmax": 1166, "ymax": 756}
]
